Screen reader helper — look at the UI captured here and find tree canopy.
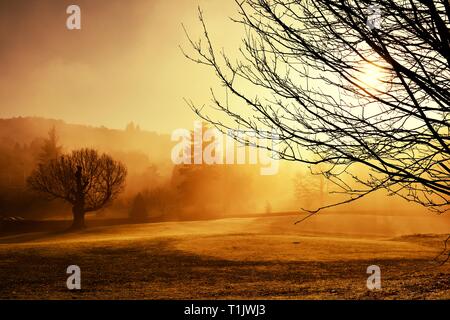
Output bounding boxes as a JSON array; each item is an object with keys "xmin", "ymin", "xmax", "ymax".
[{"xmin": 28, "ymin": 148, "xmax": 127, "ymax": 228}]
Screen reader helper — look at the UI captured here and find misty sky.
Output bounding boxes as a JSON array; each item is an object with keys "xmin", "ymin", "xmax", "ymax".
[{"xmin": 0, "ymin": 0, "xmax": 240, "ymax": 133}]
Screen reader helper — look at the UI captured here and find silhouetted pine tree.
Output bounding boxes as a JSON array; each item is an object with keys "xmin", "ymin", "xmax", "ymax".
[{"xmin": 38, "ymin": 126, "xmax": 62, "ymax": 165}]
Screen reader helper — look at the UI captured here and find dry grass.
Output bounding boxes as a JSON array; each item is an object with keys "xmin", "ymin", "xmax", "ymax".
[{"xmin": 0, "ymin": 215, "xmax": 449, "ymax": 299}]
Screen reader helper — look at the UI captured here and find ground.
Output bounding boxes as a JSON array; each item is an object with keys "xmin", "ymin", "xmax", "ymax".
[{"xmin": 0, "ymin": 213, "xmax": 449, "ymax": 299}]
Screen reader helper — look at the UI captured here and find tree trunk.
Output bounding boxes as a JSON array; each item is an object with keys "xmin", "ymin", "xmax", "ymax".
[
  {"xmin": 71, "ymin": 205, "xmax": 85, "ymax": 230},
  {"xmin": 70, "ymin": 165, "xmax": 86, "ymax": 230}
]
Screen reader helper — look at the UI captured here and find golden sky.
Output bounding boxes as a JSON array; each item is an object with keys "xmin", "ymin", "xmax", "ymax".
[
  {"xmin": 0, "ymin": 0, "xmax": 241, "ymax": 133},
  {"xmin": 0, "ymin": 1, "xmax": 433, "ymax": 214}
]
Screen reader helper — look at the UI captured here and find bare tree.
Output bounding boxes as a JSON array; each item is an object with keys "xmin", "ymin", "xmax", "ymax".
[
  {"xmin": 183, "ymin": 0, "xmax": 450, "ymax": 213},
  {"xmin": 28, "ymin": 148, "xmax": 127, "ymax": 229}
]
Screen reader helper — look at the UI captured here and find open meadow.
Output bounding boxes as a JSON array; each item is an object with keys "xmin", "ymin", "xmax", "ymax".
[{"xmin": 0, "ymin": 213, "xmax": 449, "ymax": 299}]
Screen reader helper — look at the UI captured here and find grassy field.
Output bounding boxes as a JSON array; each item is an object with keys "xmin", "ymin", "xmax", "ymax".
[{"xmin": 0, "ymin": 213, "xmax": 449, "ymax": 299}]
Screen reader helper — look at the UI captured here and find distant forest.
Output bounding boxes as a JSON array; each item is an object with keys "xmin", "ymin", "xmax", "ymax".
[{"xmin": 0, "ymin": 117, "xmax": 300, "ymax": 221}]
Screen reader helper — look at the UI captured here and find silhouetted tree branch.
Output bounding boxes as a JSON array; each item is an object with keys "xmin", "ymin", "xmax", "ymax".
[{"xmin": 183, "ymin": 0, "xmax": 449, "ymax": 214}]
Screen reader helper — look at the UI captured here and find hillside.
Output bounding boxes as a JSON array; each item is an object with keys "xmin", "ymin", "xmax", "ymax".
[{"xmin": 0, "ymin": 117, "xmax": 172, "ymax": 164}]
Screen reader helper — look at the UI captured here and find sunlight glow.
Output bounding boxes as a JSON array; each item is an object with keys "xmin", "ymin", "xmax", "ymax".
[{"xmin": 359, "ymin": 63, "xmax": 385, "ymax": 91}]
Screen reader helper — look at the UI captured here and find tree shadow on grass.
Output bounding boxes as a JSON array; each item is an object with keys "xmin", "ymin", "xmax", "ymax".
[{"xmin": 0, "ymin": 230, "xmax": 79, "ymax": 244}]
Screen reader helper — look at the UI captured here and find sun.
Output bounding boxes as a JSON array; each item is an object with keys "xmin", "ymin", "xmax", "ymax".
[{"xmin": 359, "ymin": 63, "xmax": 385, "ymax": 91}]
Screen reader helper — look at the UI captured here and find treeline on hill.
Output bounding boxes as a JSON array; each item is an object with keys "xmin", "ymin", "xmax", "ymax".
[
  {"xmin": 0, "ymin": 126, "xmax": 52, "ymax": 215},
  {"xmin": 127, "ymin": 122, "xmax": 297, "ymax": 222},
  {"xmin": 128, "ymin": 162, "xmax": 261, "ymax": 222},
  {"xmin": 0, "ymin": 118, "xmax": 293, "ymax": 222},
  {"xmin": 0, "ymin": 126, "xmax": 71, "ymax": 218}
]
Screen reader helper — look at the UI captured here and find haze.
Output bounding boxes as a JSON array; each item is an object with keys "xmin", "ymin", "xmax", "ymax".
[{"xmin": 0, "ymin": 0, "xmax": 239, "ymax": 133}]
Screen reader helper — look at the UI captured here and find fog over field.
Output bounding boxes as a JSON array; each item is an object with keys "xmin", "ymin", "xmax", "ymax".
[{"xmin": 0, "ymin": 0, "xmax": 449, "ymax": 302}]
